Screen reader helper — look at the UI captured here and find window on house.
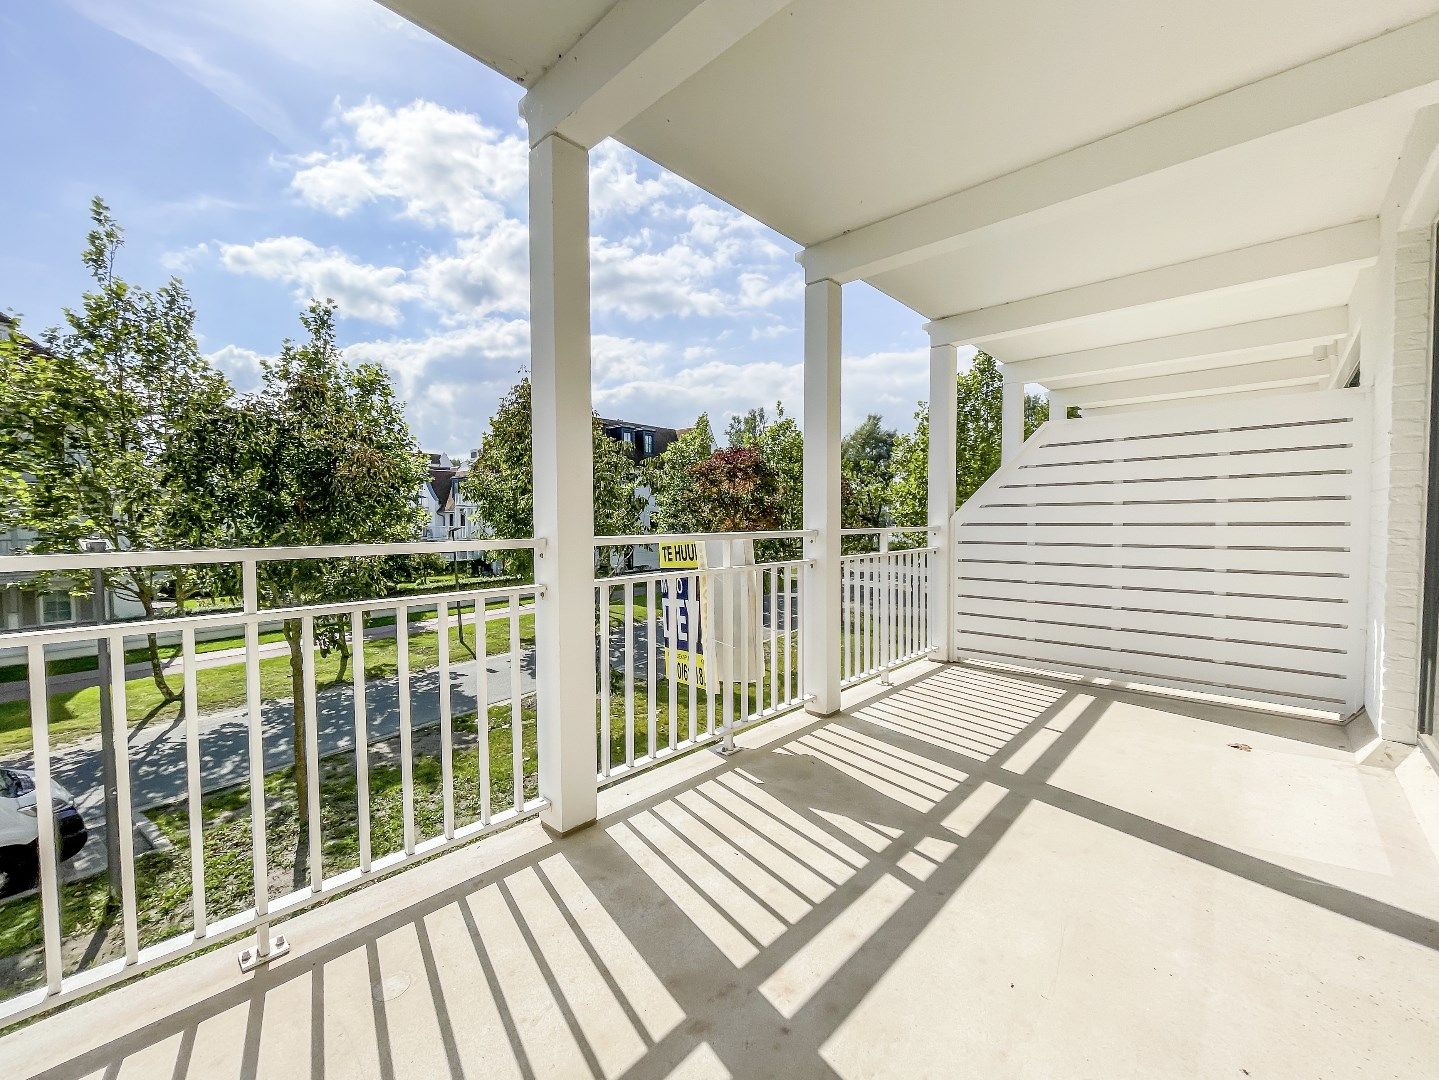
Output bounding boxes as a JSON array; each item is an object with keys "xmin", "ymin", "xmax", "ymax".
[
  {"xmin": 41, "ymin": 591, "xmax": 73, "ymax": 625},
  {"xmin": 621, "ymin": 429, "xmax": 635, "ymax": 446},
  {"xmin": 460, "ymin": 511, "xmax": 466, "ymax": 527},
  {"xmin": 641, "ymin": 431, "xmax": 654, "ymax": 455}
]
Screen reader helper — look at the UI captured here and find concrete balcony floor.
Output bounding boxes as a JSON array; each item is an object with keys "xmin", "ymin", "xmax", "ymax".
[{"xmin": 6, "ymin": 662, "xmax": 1439, "ymax": 1079}]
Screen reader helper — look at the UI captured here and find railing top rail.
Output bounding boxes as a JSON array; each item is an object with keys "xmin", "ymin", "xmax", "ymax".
[
  {"xmin": 0, "ymin": 537, "xmax": 542, "ymax": 574},
  {"xmin": 595, "ymin": 559, "xmax": 813, "ymax": 587},
  {"xmin": 838, "ymin": 526, "xmax": 938, "ymax": 536},
  {"xmin": 594, "ymin": 530, "xmax": 814, "ymax": 546},
  {"xmin": 0, "ymin": 581, "xmax": 544, "ymax": 649}
]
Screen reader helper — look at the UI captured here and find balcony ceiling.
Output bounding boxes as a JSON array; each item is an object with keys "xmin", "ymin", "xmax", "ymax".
[{"xmin": 382, "ymin": 0, "xmax": 1439, "ymax": 391}]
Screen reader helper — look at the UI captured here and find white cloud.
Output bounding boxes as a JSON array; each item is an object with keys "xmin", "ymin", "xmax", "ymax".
[
  {"xmin": 410, "ymin": 219, "xmax": 529, "ymax": 320},
  {"xmin": 218, "ymin": 236, "xmax": 416, "ymax": 325},
  {"xmin": 290, "ymin": 99, "xmax": 526, "ymax": 233},
  {"xmin": 206, "ymin": 343, "xmax": 270, "ymax": 393},
  {"xmin": 589, "ymin": 141, "xmax": 693, "ymax": 218}
]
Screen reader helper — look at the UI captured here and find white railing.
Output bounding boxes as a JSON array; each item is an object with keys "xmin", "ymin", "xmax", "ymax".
[
  {"xmin": 840, "ymin": 527, "xmax": 938, "ymax": 687},
  {"xmin": 593, "ymin": 532, "xmax": 812, "ymax": 783},
  {"xmin": 0, "ymin": 538, "xmax": 543, "ymax": 1025}
]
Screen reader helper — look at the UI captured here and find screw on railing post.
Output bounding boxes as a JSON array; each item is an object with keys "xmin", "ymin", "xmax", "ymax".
[{"xmin": 82, "ymin": 538, "xmax": 124, "ymax": 908}]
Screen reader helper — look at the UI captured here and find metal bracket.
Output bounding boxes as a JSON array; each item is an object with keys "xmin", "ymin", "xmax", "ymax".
[
  {"xmin": 238, "ymin": 933, "xmax": 290, "ymax": 972},
  {"xmin": 710, "ymin": 743, "xmax": 741, "ymax": 758}
]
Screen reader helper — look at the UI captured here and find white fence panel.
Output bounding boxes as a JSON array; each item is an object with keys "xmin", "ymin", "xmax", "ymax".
[{"xmin": 952, "ymin": 390, "xmax": 1370, "ymax": 717}]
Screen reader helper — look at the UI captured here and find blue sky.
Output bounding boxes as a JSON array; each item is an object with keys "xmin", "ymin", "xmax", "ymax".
[{"xmin": 1, "ymin": 0, "xmax": 933, "ymax": 456}]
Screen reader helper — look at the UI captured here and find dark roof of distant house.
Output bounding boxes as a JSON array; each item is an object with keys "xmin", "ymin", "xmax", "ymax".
[{"xmin": 595, "ymin": 417, "xmax": 681, "ymax": 436}]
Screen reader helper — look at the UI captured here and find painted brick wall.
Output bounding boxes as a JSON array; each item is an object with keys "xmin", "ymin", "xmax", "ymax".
[{"xmin": 1368, "ymin": 226, "xmax": 1434, "ymax": 744}]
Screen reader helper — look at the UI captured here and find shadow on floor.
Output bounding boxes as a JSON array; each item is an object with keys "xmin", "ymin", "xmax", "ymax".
[{"xmin": 21, "ymin": 664, "xmax": 1439, "ymax": 1079}]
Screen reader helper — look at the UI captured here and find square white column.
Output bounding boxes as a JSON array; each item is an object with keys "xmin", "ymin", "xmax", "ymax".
[
  {"xmin": 928, "ymin": 343, "xmax": 958, "ymax": 661},
  {"xmin": 1001, "ymin": 366, "xmax": 1024, "ymax": 463},
  {"xmin": 803, "ymin": 279, "xmax": 843, "ymax": 715},
  {"xmin": 530, "ymin": 133, "xmax": 598, "ymax": 833}
]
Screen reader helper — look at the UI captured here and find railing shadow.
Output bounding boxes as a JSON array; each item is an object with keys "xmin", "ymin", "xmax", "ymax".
[{"xmin": 18, "ymin": 663, "xmax": 1439, "ymax": 1080}]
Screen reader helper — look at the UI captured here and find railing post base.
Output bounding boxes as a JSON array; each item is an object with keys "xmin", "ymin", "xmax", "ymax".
[{"xmin": 238, "ymin": 929, "xmax": 289, "ymax": 973}]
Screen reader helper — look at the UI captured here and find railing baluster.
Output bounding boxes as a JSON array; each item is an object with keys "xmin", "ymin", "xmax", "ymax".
[
  {"xmin": 396, "ymin": 603, "xmax": 414, "ymax": 855},
  {"xmin": 301, "ymin": 615, "xmax": 322, "ymax": 891},
  {"xmin": 477, "ymin": 594, "xmax": 491, "ymax": 826},
  {"xmin": 508, "ymin": 594, "xmax": 523, "ymax": 810},
  {"xmin": 666, "ymin": 579, "xmax": 678, "ymax": 751},
  {"xmin": 768, "ymin": 566, "xmax": 778, "ymax": 712},
  {"xmin": 243, "ymin": 600, "xmax": 269, "ymax": 932},
  {"xmin": 782, "ymin": 566, "xmax": 792, "ymax": 704},
  {"xmin": 26, "ymin": 644, "xmax": 62, "ymax": 994},
  {"xmin": 623, "ymin": 579, "xmax": 635, "ymax": 768},
  {"xmin": 180, "ymin": 627, "xmax": 206, "ymax": 938},
  {"xmin": 438, "ymin": 600, "xmax": 454, "ymax": 840},
  {"xmin": 739, "ymin": 564, "xmax": 751, "ymax": 723},
  {"xmin": 108, "ymin": 633, "xmax": 139, "ymax": 964},
  {"xmin": 598, "ymin": 584, "xmax": 610, "ymax": 779},
  {"xmin": 350, "ymin": 610, "xmax": 371, "ymax": 873},
  {"xmin": 723, "ymin": 564, "xmax": 736, "ymax": 750},
  {"xmin": 688, "ymin": 573, "xmax": 699, "ymax": 743},
  {"xmin": 646, "ymin": 579, "xmax": 657, "ymax": 760}
]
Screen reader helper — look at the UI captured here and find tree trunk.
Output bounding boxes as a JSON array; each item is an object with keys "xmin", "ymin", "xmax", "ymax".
[
  {"xmin": 132, "ymin": 576, "xmax": 179, "ymax": 703},
  {"xmin": 336, "ymin": 628, "xmax": 351, "ymax": 683}
]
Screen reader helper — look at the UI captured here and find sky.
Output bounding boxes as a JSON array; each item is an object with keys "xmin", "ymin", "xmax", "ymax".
[{"xmin": 0, "ymin": 0, "xmax": 941, "ymax": 458}]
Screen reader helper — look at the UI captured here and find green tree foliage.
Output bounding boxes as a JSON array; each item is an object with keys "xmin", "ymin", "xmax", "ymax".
[
  {"xmin": 840, "ymin": 413, "xmax": 898, "ymax": 535},
  {"xmin": 460, "ymin": 377, "xmax": 646, "ymax": 575},
  {"xmin": 685, "ymin": 446, "xmax": 783, "ymax": 532},
  {"xmin": 0, "ymin": 199, "xmax": 231, "ymax": 701},
  {"xmin": 191, "ymin": 300, "xmax": 430, "ymax": 845},
  {"xmin": 644, "ymin": 414, "xmax": 716, "ymax": 534},
  {"xmin": 889, "ymin": 352, "xmax": 1050, "ymax": 527}
]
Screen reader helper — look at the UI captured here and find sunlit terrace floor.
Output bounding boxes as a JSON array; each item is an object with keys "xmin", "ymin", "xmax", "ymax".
[{"xmin": 6, "ymin": 661, "xmax": 1439, "ymax": 1079}]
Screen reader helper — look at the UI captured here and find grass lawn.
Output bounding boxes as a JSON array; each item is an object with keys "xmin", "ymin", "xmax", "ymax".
[
  {"xmin": 0, "ymin": 613, "xmax": 537, "ymax": 756},
  {"xmin": 0, "ymin": 697, "xmax": 537, "ymax": 997}
]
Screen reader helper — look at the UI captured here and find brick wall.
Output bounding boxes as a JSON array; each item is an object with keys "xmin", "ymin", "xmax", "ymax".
[{"xmin": 1368, "ymin": 226, "xmax": 1434, "ymax": 744}]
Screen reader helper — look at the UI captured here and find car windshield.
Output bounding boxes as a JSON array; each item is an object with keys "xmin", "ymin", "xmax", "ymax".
[{"xmin": 0, "ymin": 768, "xmax": 34, "ymax": 799}]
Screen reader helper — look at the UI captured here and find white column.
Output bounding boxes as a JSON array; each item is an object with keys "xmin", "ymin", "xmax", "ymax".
[
  {"xmin": 1001, "ymin": 365, "xmax": 1024, "ymax": 463},
  {"xmin": 803, "ymin": 279, "xmax": 843, "ymax": 715},
  {"xmin": 928, "ymin": 343, "xmax": 958, "ymax": 661},
  {"xmin": 530, "ymin": 134, "xmax": 597, "ymax": 833}
]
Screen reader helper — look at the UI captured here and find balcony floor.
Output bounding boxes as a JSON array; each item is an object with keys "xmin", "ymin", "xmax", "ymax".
[{"xmin": 7, "ymin": 662, "xmax": 1439, "ymax": 1079}]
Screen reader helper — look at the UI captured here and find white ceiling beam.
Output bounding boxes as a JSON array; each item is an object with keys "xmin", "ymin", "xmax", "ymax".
[
  {"xmin": 519, "ymin": 0, "xmax": 791, "ymax": 148},
  {"xmin": 1052, "ymin": 355, "xmax": 1330, "ymax": 412},
  {"xmin": 1009, "ymin": 308, "xmax": 1349, "ymax": 386},
  {"xmin": 799, "ymin": 14, "xmax": 1439, "ymax": 285},
  {"xmin": 926, "ymin": 221, "xmax": 1378, "ymax": 348}
]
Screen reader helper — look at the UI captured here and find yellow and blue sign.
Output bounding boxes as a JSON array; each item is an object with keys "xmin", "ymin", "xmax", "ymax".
[{"xmin": 658, "ymin": 540, "xmax": 706, "ymax": 688}]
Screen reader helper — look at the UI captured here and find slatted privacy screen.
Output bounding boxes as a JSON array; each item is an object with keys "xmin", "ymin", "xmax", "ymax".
[{"xmin": 952, "ymin": 390, "xmax": 1369, "ymax": 717}]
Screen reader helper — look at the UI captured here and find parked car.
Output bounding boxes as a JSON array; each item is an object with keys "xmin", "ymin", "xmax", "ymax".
[{"xmin": 0, "ymin": 767, "xmax": 88, "ymax": 895}]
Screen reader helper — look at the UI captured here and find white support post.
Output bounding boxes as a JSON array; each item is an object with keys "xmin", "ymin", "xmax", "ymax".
[
  {"xmin": 803, "ymin": 279, "xmax": 843, "ymax": 715},
  {"xmin": 1001, "ymin": 365, "xmax": 1024, "ymax": 463},
  {"xmin": 928, "ymin": 343, "xmax": 958, "ymax": 661},
  {"xmin": 530, "ymin": 133, "xmax": 598, "ymax": 834}
]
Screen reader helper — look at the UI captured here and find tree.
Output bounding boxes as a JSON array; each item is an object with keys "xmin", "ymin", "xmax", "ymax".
[
  {"xmin": 460, "ymin": 377, "xmax": 647, "ymax": 575},
  {"xmin": 193, "ymin": 300, "xmax": 430, "ymax": 854},
  {"xmin": 724, "ymin": 404, "xmax": 803, "ymax": 559},
  {"xmin": 840, "ymin": 413, "xmax": 898, "ymax": 535},
  {"xmin": 889, "ymin": 352, "xmax": 1050, "ymax": 527},
  {"xmin": 4, "ymin": 199, "xmax": 231, "ymax": 702},
  {"xmin": 644, "ymin": 414, "xmax": 716, "ymax": 534},
  {"xmin": 686, "ymin": 446, "xmax": 784, "ymax": 531}
]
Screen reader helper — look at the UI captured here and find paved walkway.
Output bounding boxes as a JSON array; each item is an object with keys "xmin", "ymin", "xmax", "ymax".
[
  {"xmin": 2, "ymin": 649, "xmax": 537, "ymax": 817},
  {"xmin": 0, "ymin": 602, "xmax": 529, "ymax": 704}
]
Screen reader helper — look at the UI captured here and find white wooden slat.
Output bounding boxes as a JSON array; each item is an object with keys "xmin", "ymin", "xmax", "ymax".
[
  {"xmin": 954, "ymin": 612, "xmax": 1348, "ymax": 674},
  {"xmin": 992, "ymin": 471, "xmax": 1352, "ymax": 503},
  {"xmin": 1016, "ymin": 447, "xmax": 1357, "ymax": 485},
  {"xmin": 956, "ymin": 575, "xmax": 1348, "ymax": 624},
  {"xmin": 954, "ymin": 593, "xmax": 1353, "ymax": 652},
  {"xmin": 1031, "ymin": 422, "xmax": 1358, "ymax": 462},
  {"xmin": 954, "ymin": 630, "xmax": 1346, "ymax": 705},
  {"xmin": 955, "ymin": 559, "xmax": 1351, "ymax": 601},
  {"xmin": 968, "ymin": 498, "xmax": 1355, "ymax": 525},
  {"xmin": 956, "ymin": 540, "xmax": 1352, "ymax": 576},
  {"xmin": 956, "ymin": 642, "xmax": 1348, "ymax": 713}
]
